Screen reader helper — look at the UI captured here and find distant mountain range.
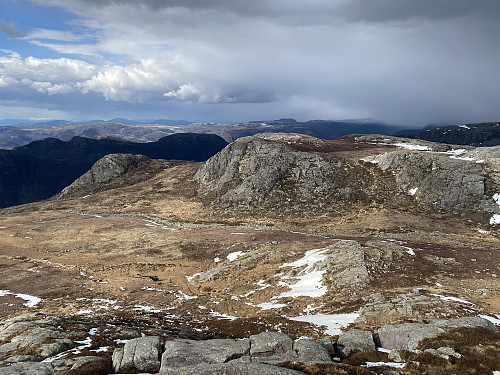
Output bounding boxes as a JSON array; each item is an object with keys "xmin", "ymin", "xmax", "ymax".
[
  {"xmin": 398, "ymin": 122, "xmax": 500, "ymax": 146},
  {"xmin": 0, "ymin": 118, "xmax": 406, "ymax": 149},
  {"xmin": 0, "ymin": 118, "xmax": 194, "ymax": 127},
  {"xmin": 0, "ymin": 133, "xmax": 227, "ymax": 208}
]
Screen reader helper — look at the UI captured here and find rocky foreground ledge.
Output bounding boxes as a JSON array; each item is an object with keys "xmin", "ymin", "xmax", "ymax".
[{"xmin": 1, "ymin": 314, "xmax": 498, "ymax": 374}]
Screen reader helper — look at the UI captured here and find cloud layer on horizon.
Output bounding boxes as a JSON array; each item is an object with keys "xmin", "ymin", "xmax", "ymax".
[{"xmin": 0, "ymin": 0, "xmax": 499, "ymax": 125}]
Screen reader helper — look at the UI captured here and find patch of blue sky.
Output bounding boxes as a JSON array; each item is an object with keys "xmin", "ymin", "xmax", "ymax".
[{"xmin": 0, "ymin": 0, "xmax": 100, "ymax": 61}]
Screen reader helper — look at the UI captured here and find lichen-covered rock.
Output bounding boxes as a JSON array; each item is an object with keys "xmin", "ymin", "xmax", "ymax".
[
  {"xmin": 370, "ymin": 151, "xmax": 495, "ymax": 212},
  {"xmin": 375, "ymin": 317, "xmax": 496, "ymax": 352},
  {"xmin": 160, "ymin": 362, "xmax": 306, "ymax": 375},
  {"xmin": 250, "ymin": 332, "xmax": 298, "ymax": 364},
  {"xmin": 293, "ymin": 338, "xmax": 332, "ymax": 363},
  {"xmin": 113, "ymin": 336, "xmax": 162, "ymax": 373},
  {"xmin": 160, "ymin": 338, "xmax": 250, "ymax": 370},
  {"xmin": 376, "ymin": 323, "xmax": 446, "ymax": 351},
  {"xmin": 1, "ymin": 362, "xmax": 54, "ymax": 375},
  {"xmin": 336, "ymin": 329, "xmax": 376, "ymax": 358}
]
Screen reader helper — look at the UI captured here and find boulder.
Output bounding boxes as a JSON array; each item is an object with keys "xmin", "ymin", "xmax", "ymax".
[
  {"xmin": 250, "ymin": 332, "xmax": 298, "ymax": 364},
  {"xmin": 293, "ymin": 338, "xmax": 332, "ymax": 363},
  {"xmin": 161, "ymin": 362, "xmax": 305, "ymax": 375},
  {"xmin": 336, "ymin": 329, "xmax": 376, "ymax": 358},
  {"xmin": 113, "ymin": 336, "xmax": 162, "ymax": 373},
  {"xmin": 376, "ymin": 323, "xmax": 445, "ymax": 351},
  {"xmin": 0, "ymin": 362, "xmax": 54, "ymax": 375},
  {"xmin": 160, "ymin": 338, "xmax": 250, "ymax": 370}
]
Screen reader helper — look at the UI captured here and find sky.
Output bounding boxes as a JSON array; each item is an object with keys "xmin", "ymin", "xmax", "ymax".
[{"xmin": 0, "ymin": 0, "xmax": 499, "ymax": 126}]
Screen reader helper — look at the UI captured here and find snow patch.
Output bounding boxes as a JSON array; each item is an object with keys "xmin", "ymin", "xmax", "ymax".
[
  {"xmin": 490, "ymin": 194, "xmax": 500, "ymax": 225},
  {"xmin": 431, "ymin": 293, "xmax": 475, "ymax": 306},
  {"xmin": 393, "ymin": 143, "xmax": 431, "ymax": 151},
  {"xmin": 277, "ymin": 248, "xmax": 330, "ymax": 298},
  {"xmin": 209, "ymin": 311, "xmax": 238, "ymax": 320},
  {"xmin": 227, "ymin": 251, "xmax": 245, "ymax": 262},
  {"xmin": 288, "ymin": 312, "xmax": 359, "ymax": 336},
  {"xmin": 256, "ymin": 302, "xmax": 287, "ymax": 310},
  {"xmin": 408, "ymin": 187, "xmax": 418, "ymax": 196},
  {"xmin": 0, "ymin": 289, "xmax": 41, "ymax": 307},
  {"xmin": 364, "ymin": 361, "xmax": 406, "ymax": 369},
  {"xmin": 479, "ymin": 314, "xmax": 500, "ymax": 325}
]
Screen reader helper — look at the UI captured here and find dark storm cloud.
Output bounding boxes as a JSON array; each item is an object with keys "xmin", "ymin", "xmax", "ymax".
[
  {"xmin": 1, "ymin": 20, "xmax": 24, "ymax": 39},
  {"xmin": 339, "ymin": 0, "xmax": 500, "ymax": 23},
  {"xmin": 9, "ymin": 0, "xmax": 500, "ymax": 125}
]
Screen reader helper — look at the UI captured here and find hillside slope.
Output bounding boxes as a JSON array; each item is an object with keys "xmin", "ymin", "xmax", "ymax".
[
  {"xmin": 0, "ymin": 133, "xmax": 227, "ymax": 208},
  {"xmin": 0, "ymin": 133, "xmax": 498, "ymax": 373}
]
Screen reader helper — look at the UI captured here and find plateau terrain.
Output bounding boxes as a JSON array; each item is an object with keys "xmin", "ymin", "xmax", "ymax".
[{"xmin": 0, "ymin": 133, "xmax": 499, "ymax": 374}]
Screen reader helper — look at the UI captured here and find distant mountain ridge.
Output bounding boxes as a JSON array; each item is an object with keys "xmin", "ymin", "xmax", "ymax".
[
  {"xmin": 398, "ymin": 122, "xmax": 500, "ymax": 146},
  {"xmin": 0, "ymin": 133, "xmax": 227, "ymax": 208}
]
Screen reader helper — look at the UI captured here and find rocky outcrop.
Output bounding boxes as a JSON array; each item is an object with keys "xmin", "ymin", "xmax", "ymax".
[
  {"xmin": 59, "ymin": 153, "xmax": 151, "ymax": 198},
  {"xmin": 1, "ymin": 313, "xmax": 497, "ymax": 374},
  {"xmin": 375, "ymin": 317, "xmax": 497, "ymax": 351},
  {"xmin": 195, "ymin": 133, "xmax": 500, "ymax": 220},
  {"xmin": 369, "ymin": 151, "xmax": 494, "ymax": 212},
  {"xmin": 194, "ymin": 133, "xmax": 372, "ymax": 210}
]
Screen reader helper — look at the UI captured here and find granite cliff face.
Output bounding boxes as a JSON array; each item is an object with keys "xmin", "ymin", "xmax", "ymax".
[{"xmin": 195, "ymin": 133, "xmax": 500, "ymax": 219}]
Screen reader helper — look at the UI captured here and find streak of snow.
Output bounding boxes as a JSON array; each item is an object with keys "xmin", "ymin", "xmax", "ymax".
[
  {"xmin": 256, "ymin": 302, "xmax": 287, "ymax": 310},
  {"xmin": 175, "ymin": 291, "xmax": 198, "ymax": 300},
  {"xmin": 214, "ymin": 257, "xmax": 221, "ymax": 263},
  {"xmin": 479, "ymin": 314, "xmax": 500, "ymax": 325},
  {"xmin": 364, "ymin": 361, "xmax": 406, "ymax": 368},
  {"xmin": 27, "ymin": 268, "xmax": 39, "ymax": 273},
  {"xmin": 227, "ymin": 251, "xmax": 245, "ymax": 262},
  {"xmin": 134, "ymin": 305, "xmax": 162, "ymax": 313},
  {"xmin": 288, "ymin": 312, "xmax": 359, "ymax": 336},
  {"xmin": 459, "ymin": 125, "xmax": 470, "ymax": 129},
  {"xmin": 446, "ymin": 149, "xmax": 467, "ymax": 156},
  {"xmin": 403, "ymin": 246, "xmax": 415, "ymax": 256},
  {"xmin": 209, "ymin": 311, "xmax": 238, "ymax": 320},
  {"xmin": 377, "ymin": 347, "xmax": 391, "ymax": 353},
  {"xmin": 0, "ymin": 289, "xmax": 41, "ymax": 307},
  {"xmin": 478, "ymin": 229, "xmax": 489, "ymax": 234},
  {"xmin": 393, "ymin": 143, "xmax": 431, "ymax": 151},
  {"xmin": 431, "ymin": 294, "xmax": 475, "ymax": 305}
]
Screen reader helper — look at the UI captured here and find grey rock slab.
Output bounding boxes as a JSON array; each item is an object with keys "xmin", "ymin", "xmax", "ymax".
[
  {"xmin": 0, "ymin": 362, "xmax": 54, "ymax": 375},
  {"xmin": 160, "ymin": 362, "xmax": 306, "ymax": 375},
  {"xmin": 249, "ymin": 332, "xmax": 298, "ymax": 364},
  {"xmin": 114, "ymin": 336, "xmax": 162, "ymax": 373},
  {"xmin": 336, "ymin": 329, "xmax": 376, "ymax": 358},
  {"xmin": 376, "ymin": 323, "xmax": 446, "ymax": 351},
  {"xmin": 293, "ymin": 338, "xmax": 332, "ymax": 363},
  {"xmin": 161, "ymin": 338, "xmax": 250, "ymax": 370}
]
